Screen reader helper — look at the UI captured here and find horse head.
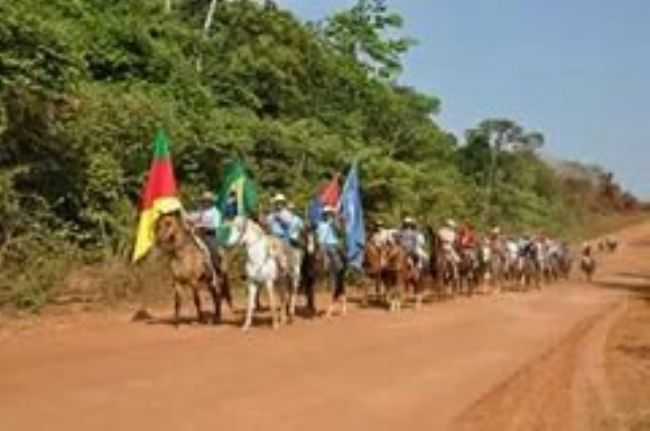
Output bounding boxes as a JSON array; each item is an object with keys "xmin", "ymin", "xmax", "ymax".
[{"xmin": 155, "ymin": 211, "xmax": 187, "ymax": 253}]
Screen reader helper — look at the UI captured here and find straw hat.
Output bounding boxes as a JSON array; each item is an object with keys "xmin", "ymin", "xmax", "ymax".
[
  {"xmin": 403, "ymin": 216, "xmax": 416, "ymax": 226},
  {"xmin": 200, "ymin": 191, "xmax": 215, "ymax": 202},
  {"xmin": 271, "ymin": 193, "xmax": 287, "ymax": 204}
]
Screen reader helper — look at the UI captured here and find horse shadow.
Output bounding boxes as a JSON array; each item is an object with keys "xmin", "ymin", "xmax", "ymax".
[
  {"xmin": 592, "ymin": 273, "xmax": 650, "ymax": 299},
  {"xmin": 133, "ymin": 308, "xmax": 242, "ymax": 328}
]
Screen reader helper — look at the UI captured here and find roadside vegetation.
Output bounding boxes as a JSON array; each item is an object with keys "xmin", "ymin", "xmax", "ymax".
[{"xmin": 0, "ymin": 0, "xmax": 643, "ymax": 311}]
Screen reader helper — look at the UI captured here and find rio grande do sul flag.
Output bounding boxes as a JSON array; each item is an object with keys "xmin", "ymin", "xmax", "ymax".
[{"xmin": 132, "ymin": 130, "xmax": 183, "ymax": 262}]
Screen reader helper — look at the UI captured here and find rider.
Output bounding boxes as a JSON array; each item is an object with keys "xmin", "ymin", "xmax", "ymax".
[
  {"xmin": 458, "ymin": 222, "xmax": 478, "ymax": 250},
  {"xmin": 398, "ymin": 217, "xmax": 427, "ymax": 270},
  {"xmin": 266, "ymin": 194, "xmax": 304, "ymax": 248},
  {"xmin": 187, "ymin": 191, "xmax": 225, "ymax": 273},
  {"xmin": 316, "ymin": 206, "xmax": 346, "ymax": 318},
  {"xmin": 437, "ymin": 219, "xmax": 460, "ymax": 264},
  {"xmin": 371, "ymin": 219, "xmax": 396, "ymax": 247}
]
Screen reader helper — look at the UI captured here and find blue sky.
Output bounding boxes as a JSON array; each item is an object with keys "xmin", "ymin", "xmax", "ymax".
[{"xmin": 278, "ymin": 0, "xmax": 650, "ymax": 197}]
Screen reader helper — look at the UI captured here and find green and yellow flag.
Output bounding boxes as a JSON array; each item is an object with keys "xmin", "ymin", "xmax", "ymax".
[{"xmin": 217, "ymin": 160, "xmax": 258, "ymax": 218}]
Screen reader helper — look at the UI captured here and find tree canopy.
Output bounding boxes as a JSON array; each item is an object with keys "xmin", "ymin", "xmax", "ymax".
[{"xmin": 0, "ymin": 0, "xmax": 638, "ymax": 308}]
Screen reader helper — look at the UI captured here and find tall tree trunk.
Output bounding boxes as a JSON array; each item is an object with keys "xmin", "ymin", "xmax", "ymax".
[{"xmin": 203, "ymin": 0, "xmax": 219, "ymax": 38}]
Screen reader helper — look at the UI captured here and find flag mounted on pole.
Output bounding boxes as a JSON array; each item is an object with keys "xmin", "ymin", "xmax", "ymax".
[
  {"xmin": 341, "ymin": 162, "xmax": 365, "ymax": 270},
  {"xmin": 308, "ymin": 174, "xmax": 341, "ymax": 227},
  {"xmin": 216, "ymin": 160, "xmax": 258, "ymax": 218},
  {"xmin": 132, "ymin": 129, "xmax": 182, "ymax": 262}
]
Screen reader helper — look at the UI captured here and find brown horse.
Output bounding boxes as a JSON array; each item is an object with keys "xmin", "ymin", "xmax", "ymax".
[
  {"xmin": 363, "ymin": 241, "xmax": 389, "ymax": 306},
  {"xmin": 155, "ymin": 212, "xmax": 231, "ymax": 326},
  {"xmin": 378, "ymin": 242, "xmax": 422, "ymax": 312}
]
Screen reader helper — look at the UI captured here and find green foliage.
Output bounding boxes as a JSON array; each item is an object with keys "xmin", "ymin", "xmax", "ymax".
[{"xmin": 0, "ymin": 0, "xmax": 636, "ymax": 310}]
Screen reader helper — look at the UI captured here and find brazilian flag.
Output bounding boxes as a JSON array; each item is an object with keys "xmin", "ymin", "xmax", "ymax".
[{"xmin": 216, "ymin": 160, "xmax": 258, "ymax": 219}]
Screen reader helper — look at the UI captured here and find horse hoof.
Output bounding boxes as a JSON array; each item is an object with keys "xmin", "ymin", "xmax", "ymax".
[{"xmin": 241, "ymin": 325, "xmax": 251, "ymax": 333}]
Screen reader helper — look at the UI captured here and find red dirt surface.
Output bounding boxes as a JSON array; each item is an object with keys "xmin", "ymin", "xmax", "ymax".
[{"xmin": 1, "ymin": 223, "xmax": 649, "ymax": 431}]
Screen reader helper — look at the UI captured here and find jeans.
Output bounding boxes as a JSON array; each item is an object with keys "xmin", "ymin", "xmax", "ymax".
[{"xmin": 324, "ymin": 245, "xmax": 346, "ymax": 300}]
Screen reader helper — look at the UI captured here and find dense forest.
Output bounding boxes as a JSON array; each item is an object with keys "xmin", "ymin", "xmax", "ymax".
[{"xmin": 0, "ymin": 0, "xmax": 640, "ymax": 309}]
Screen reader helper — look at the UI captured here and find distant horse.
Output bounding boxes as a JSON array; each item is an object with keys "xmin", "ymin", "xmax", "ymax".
[
  {"xmin": 155, "ymin": 212, "xmax": 231, "ymax": 326},
  {"xmin": 458, "ymin": 247, "xmax": 481, "ymax": 296},
  {"xmin": 222, "ymin": 216, "xmax": 302, "ymax": 332},
  {"xmin": 381, "ymin": 241, "xmax": 421, "ymax": 312},
  {"xmin": 605, "ymin": 237, "xmax": 619, "ymax": 253},
  {"xmin": 427, "ymin": 226, "xmax": 459, "ymax": 298},
  {"xmin": 580, "ymin": 249, "xmax": 596, "ymax": 282},
  {"xmin": 363, "ymin": 240, "xmax": 390, "ymax": 306}
]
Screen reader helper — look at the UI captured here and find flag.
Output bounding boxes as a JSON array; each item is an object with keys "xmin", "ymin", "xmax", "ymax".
[
  {"xmin": 132, "ymin": 129, "xmax": 182, "ymax": 262},
  {"xmin": 216, "ymin": 160, "xmax": 258, "ymax": 218},
  {"xmin": 308, "ymin": 175, "xmax": 341, "ymax": 227},
  {"xmin": 341, "ymin": 163, "xmax": 365, "ymax": 269}
]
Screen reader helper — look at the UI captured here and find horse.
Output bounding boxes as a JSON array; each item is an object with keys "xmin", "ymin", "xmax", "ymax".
[
  {"xmin": 580, "ymin": 251, "xmax": 596, "ymax": 282},
  {"xmin": 222, "ymin": 216, "xmax": 302, "ymax": 332},
  {"xmin": 479, "ymin": 241, "xmax": 505, "ymax": 293},
  {"xmin": 363, "ymin": 240, "xmax": 389, "ymax": 306},
  {"xmin": 154, "ymin": 212, "xmax": 231, "ymax": 326},
  {"xmin": 513, "ymin": 244, "xmax": 541, "ymax": 291},
  {"xmin": 458, "ymin": 246, "xmax": 481, "ymax": 296},
  {"xmin": 299, "ymin": 228, "xmax": 325, "ymax": 316},
  {"xmin": 380, "ymin": 241, "xmax": 422, "ymax": 312},
  {"xmin": 427, "ymin": 226, "xmax": 459, "ymax": 298},
  {"xmin": 605, "ymin": 237, "xmax": 619, "ymax": 253}
]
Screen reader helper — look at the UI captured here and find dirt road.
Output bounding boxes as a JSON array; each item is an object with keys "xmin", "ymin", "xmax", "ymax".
[{"xmin": 1, "ymin": 223, "xmax": 649, "ymax": 431}]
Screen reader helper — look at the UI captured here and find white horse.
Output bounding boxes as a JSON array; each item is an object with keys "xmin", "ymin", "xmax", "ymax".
[{"xmin": 222, "ymin": 216, "xmax": 302, "ymax": 332}]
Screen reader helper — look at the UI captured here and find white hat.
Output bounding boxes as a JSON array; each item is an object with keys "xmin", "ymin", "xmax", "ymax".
[
  {"xmin": 323, "ymin": 205, "xmax": 336, "ymax": 214},
  {"xmin": 492, "ymin": 226, "xmax": 501, "ymax": 234},
  {"xmin": 446, "ymin": 219, "xmax": 457, "ymax": 228},
  {"xmin": 403, "ymin": 216, "xmax": 416, "ymax": 225},
  {"xmin": 271, "ymin": 193, "xmax": 287, "ymax": 203},
  {"xmin": 287, "ymin": 202, "xmax": 296, "ymax": 210}
]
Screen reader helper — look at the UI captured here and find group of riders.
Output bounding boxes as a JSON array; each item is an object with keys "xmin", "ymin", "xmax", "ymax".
[{"xmin": 186, "ymin": 189, "xmax": 608, "ymax": 303}]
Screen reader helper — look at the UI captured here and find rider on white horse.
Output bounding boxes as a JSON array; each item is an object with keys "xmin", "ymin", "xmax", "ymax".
[
  {"xmin": 266, "ymin": 194, "xmax": 304, "ymax": 248},
  {"xmin": 438, "ymin": 219, "xmax": 460, "ymax": 264}
]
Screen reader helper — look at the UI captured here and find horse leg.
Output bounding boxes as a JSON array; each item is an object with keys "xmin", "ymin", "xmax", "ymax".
[
  {"xmin": 174, "ymin": 285, "xmax": 182, "ymax": 328},
  {"xmin": 414, "ymin": 280, "xmax": 423, "ymax": 311},
  {"xmin": 221, "ymin": 272, "xmax": 234, "ymax": 311},
  {"xmin": 207, "ymin": 281, "xmax": 222, "ymax": 324},
  {"xmin": 192, "ymin": 288, "xmax": 204, "ymax": 324},
  {"xmin": 242, "ymin": 282, "xmax": 258, "ymax": 332},
  {"xmin": 266, "ymin": 281, "xmax": 280, "ymax": 330}
]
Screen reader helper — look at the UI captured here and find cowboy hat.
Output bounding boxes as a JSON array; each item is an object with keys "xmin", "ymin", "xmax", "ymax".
[
  {"xmin": 403, "ymin": 216, "xmax": 416, "ymax": 225},
  {"xmin": 491, "ymin": 226, "xmax": 501, "ymax": 234},
  {"xmin": 271, "ymin": 193, "xmax": 287, "ymax": 203},
  {"xmin": 323, "ymin": 205, "xmax": 337, "ymax": 214},
  {"xmin": 446, "ymin": 219, "xmax": 457, "ymax": 228},
  {"xmin": 200, "ymin": 191, "xmax": 215, "ymax": 202},
  {"xmin": 287, "ymin": 202, "xmax": 296, "ymax": 210}
]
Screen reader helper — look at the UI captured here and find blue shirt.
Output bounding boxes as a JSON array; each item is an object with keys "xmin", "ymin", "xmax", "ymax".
[
  {"xmin": 266, "ymin": 209, "xmax": 292, "ymax": 242},
  {"xmin": 317, "ymin": 219, "xmax": 339, "ymax": 247}
]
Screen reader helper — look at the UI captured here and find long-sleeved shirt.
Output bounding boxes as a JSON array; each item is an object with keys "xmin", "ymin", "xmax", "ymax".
[
  {"xmin": 188, "ymin": 207, "xmax": 222, "ymax": 231},
  {"xmin": 316, "ymin": 219, "xmax": 340, "ymax": 248}
]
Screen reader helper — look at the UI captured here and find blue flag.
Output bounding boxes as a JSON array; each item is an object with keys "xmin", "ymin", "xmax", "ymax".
[{"xmin": 341, "ymin": 163, "xmax": 365, "ymax": 269}]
